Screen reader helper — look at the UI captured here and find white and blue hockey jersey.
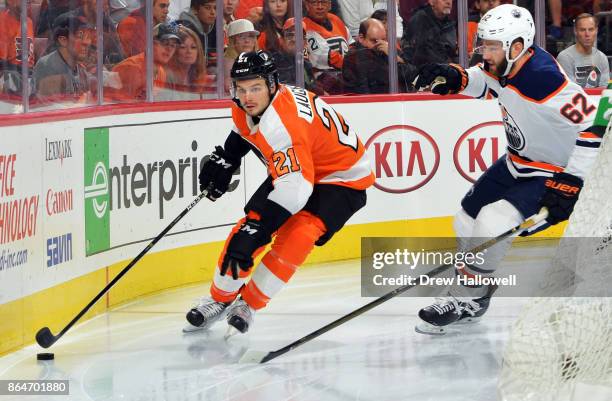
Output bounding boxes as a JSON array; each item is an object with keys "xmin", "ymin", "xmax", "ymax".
[{"xmin": 461, "ymin": 46, "xmax": 600, "ymax": 179}]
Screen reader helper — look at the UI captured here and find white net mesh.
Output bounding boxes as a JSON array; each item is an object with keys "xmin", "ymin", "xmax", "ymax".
[{"xmin": 498, "ymin": 117, "xmax": 612, "ymax": 401}]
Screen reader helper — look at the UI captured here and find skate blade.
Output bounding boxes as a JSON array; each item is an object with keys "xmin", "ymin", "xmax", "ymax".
[
  {"xmin": 182, "ymin": 324, "xmax": 206, "ymax": 334},
  {"xmin": 238, "ymin": 350, "xmax": 269, "ymax": 364},
  {"xmin": 415, "ymin": 322, "xmax": 448, "ymax": 335},
  {"xmin": 455, "ymin": 316, "xmax": 482, "ymax": 325},
  {"xmin": 224, "ymin": 326, "xmax": 240, "ymax": 341},
  {"xmin": 415, "ymin": 316, "xmax": 483, "ymax": 335}
]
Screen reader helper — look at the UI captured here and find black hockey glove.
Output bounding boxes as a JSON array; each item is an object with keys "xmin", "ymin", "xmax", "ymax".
[
  {"xmin": 540, "ymin": 172, "xmax": 583, "ymax": 225},
  {"xmin": 413, "ymin": 63, "xmax": 468, "ymax": 95},
  {"xmin": 199, "ymin": 146, "xmax": 240, "ymax": 201},
  {"xmin": 221, "ymin": 218, "xmax": 272, "ymax": 280}
]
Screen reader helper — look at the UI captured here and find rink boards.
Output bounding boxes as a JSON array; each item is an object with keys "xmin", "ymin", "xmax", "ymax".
[{"xmin": 0, "ymin": 93, "xmax": 591, "ymax": 355}]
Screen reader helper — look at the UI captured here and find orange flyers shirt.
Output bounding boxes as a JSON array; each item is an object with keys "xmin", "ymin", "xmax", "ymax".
[
  {"xmin": 232, "ymin": 84, "xmax": 374, "ymax": 213},
  {"xmin": 303, "ymin": 13, "xmax": 352, "ymax": 71},
  {"xmin": 108, "ymin": 53, "xmax": 167, "ymax": 101},
  {"xmin": 0, "ymin": 11, "xmax": 34, "ymax": 68}
]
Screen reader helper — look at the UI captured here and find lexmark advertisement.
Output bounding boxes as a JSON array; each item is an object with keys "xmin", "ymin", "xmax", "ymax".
[{"xmin": 83, "ymin": 120, "xmax": 245, "ymax": 256}]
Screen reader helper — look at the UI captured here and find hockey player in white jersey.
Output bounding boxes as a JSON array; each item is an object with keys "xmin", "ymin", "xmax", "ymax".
[{"xmin": 412, "ymin": 4, "xmax": 605, "ymax": 334}]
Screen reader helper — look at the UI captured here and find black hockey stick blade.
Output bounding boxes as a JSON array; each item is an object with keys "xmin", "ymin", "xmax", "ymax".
[
  {"xmin": 35, "ymin": 190, "xmax": 209, "ymax": 348},
  {"xmin": 239, "ymin": 208, "xmax": 549, "ymax": 364},
  {"xmin": 36, "ymin": 327, "xmax": 55, "ymax": 349}
]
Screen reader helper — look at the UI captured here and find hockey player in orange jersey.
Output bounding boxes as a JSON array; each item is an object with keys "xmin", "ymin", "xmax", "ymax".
[{"xmin": 183, "ymin": 50, "xmax": 374, "ymax": 335}]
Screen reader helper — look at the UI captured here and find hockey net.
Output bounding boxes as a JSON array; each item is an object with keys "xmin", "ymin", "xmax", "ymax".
[{"xmin": 498, "ymin": 114, "xmax": 612, "ymax": 400}]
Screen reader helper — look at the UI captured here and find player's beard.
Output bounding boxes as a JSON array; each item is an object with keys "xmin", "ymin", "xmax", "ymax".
[{"xmin": 484, "ymin": 58, "xmax": 509, "ymax": 77}]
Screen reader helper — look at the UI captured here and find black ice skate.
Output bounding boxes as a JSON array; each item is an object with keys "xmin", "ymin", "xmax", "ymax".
[
  {"xmin": 224, "ymin": 298, "xmax": 255, "ymax": 339},
  {"xmin": 415, "ymin": 294, "xmax": 491, "ymax": 335},
  {"xmin": 183, "ymin": 297, "xmax": 230, "ymax": 333}
]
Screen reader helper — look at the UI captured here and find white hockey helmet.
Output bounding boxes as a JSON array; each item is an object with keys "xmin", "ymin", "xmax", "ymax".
[{"xmin": 477, "ymin": 4, "xmax": 535, "ymax": 76}]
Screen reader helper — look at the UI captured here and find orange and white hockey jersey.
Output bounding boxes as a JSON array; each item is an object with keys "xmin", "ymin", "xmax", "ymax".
[
  {"xmin": 303, "ymin": 13, "xmax": 352, "ymax": 72},
  {"xmin": 231, "ymin": 84, "xmax": 374, "ymax": 214}
]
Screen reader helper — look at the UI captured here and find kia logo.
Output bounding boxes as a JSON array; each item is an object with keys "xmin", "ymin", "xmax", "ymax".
[
  {"xmin": 453, "ymin": 121, "xmax": 505, "ymax": 183},
  {"xmin": 365, "ymin": 125, "xmax": 440, "ymax": 193}
]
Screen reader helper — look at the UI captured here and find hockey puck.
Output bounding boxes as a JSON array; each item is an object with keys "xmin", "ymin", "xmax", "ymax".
[{"xmin": 37, "ymin": 353, "xmax": 54, "ymax": 361}]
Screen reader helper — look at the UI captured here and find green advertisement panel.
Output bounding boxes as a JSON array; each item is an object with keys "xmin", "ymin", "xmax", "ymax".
[{"xmin": 84, "ymin": 128, "xmax": 110, "ymax": 255}]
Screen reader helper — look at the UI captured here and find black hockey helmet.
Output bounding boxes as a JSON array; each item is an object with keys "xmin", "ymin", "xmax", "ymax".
[{"xmin": 230, "ymin": 50, "xmax": 279, "ymax": 97}]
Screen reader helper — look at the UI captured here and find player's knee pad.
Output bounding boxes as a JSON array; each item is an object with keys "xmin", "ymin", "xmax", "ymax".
[
  {"xmin": 473, "ymin": 199, "xmax": 523, "ymax": 238},
  {"xmin": 466, "ymin": 199, "xmax": 524, "ymax": 272},
  {"xmin": 272, "ymin": 211, "xmax": 326, "ymax": 267},
  {"xmin": 453, "ymin": 209, "xmax": 476, "ymax": 252}
]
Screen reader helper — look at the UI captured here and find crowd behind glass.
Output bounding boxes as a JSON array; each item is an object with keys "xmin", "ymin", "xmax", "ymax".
[{"xmin": 0, "ymin": 0, "xmax": 609, "ymax": 113}]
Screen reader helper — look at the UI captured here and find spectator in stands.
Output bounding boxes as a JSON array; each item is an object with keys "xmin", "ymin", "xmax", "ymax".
[
  {"xmin": 0, "ymin": 0, "xmax": 34, "ymax": 95},
  {"xmin": 33, "ymin": 15, "xmax": 93, "ymax": 101},
  {"xmin": 223, "ymin": 0, "xmax": 239, "ymax": 31},
  {"xmin": 235, "ymin": 0, "xmax": 341, "ymax": 28},
  {"xmin": 467, "ymin": 0, "xmax": 500, "ymax": 65},
  {"xmin": 117, "ymin": 0, "xmax": 171, "ymax": 58},
  {"xmin": 0, "ymin": 0, "xmax": 34, "ymax": 72},
  {"xmin": 53, "ymin": 0, "xmax": 124, "ymax": 66},
  {"xmin": 336, "ymin": 0, "xmax": 373, "ymax": 38},
  {"xmin": 304, "ymin": 0, "xmax": 352, "ymax": 94},
  {"xmin": 371, "ymin": 9, "xmax": 386, "ymax": 24},
  {"xmin": 375, "ymin": 1, "xmax": 404, "ymax": 38},
  {"xmin": 256, "ymin": 0, "xmax": 291, "ymax": 52},
  {"xmin": 557, "ymin": 13, "xmax": 610, "ymax": 88},
  {"xmin": 268, "ymin": 17, "xmax": 321, "ymax": 93},
  {"xmin": 223, "ymin": 19, "xmax": 259, "ymax": 92},
  {"xmin": 178, "ymin": 0, "xmax": 218, "ymax": 73},
  {"xmin": 167, "ymin": 24, "xmax": 208, "ymax": 93},
  {"xmin": 343, "ymin": 18, "xmax": 415, "ymax": 94},
  {"xmin": 370, "ymin": 7, "xmax": 404, "ymax": 40},
  {"xmin": 401, "ymin": 0, "xmax": 457, "ymax": 68},
  {"xmin": 107, "ymin": 22, "xmax": 179, "ymax": 101}
]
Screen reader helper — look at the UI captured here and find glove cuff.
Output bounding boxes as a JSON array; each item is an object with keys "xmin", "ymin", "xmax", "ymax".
[
  {"xmin": 448, "ymin": 64, "xmax": 469, "ymax": 94},
  {"xmin": 215, "ymin": 146, "xmax": 241, "ymax": 167},
  {"xmin": 555, "ymin": 172, "xmax": 583, "ymax": 185}
]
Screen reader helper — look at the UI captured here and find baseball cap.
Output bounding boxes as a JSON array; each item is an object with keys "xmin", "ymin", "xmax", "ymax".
[
  {"xmin": 153, "ymin": 22, "xmax": 181, "ymax": 42},
  {"xmin": 53, "ymin": 15, "xmax": 94, "ymax": 40},
  {"xmin": 228, "ymin": 19, "xmax": 259, "ymax": 37},
  {"xmin": 282, "ymin": 18, "xmax": 305, "ymax": 32}
]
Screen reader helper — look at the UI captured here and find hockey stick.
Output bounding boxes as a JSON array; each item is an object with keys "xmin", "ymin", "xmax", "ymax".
[
  {"xmin": 35, "ymin": 190, "xmax": 210, "ymax": 349},
  {"xmin": 239, "ymin": 208, "xmax": 549, "ymax": 364}
]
